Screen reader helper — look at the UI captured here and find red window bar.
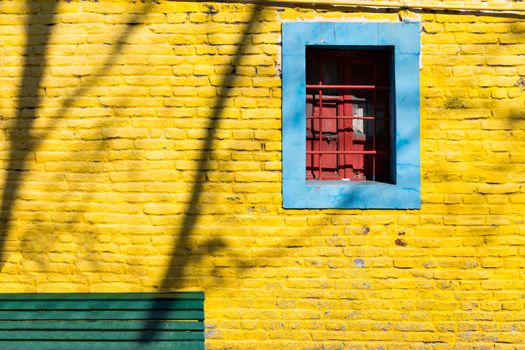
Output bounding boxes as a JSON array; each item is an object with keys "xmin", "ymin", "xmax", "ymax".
[{"xmin": 306, "ymin": 48, "xmax": 392, "ymax": 182}]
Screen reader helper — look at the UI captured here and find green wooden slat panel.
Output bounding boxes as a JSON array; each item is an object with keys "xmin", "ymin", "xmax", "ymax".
[
  {"xmin": 0, "ymin": 293, "xmax": 205, "ymax": 349},
  {"xmin": 0, "ymin": 321, "xmax": 204, "ymax": 331},
  {"xmin": 0, "ymin": 341, "xmax": 203, "ymax": 350},
  {"xmin": 0, "ymin": 330, "xmax": 204, "ymax": 341},
  {"xmin": 0, "ymin": 299, "xmax": 203, "ymax": 310},
  {"xmin": 0, "ymin": 293, "xmax": 204, "ymax": 301},
  {"xmin": 0, "ymin": 310, "xmax": 204, "ymax": 321}
]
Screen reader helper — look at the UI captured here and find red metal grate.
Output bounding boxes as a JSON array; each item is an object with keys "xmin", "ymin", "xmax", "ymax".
[{"xmin": 306, "ymin": 48, "xmax": 392, "ymax": 182}]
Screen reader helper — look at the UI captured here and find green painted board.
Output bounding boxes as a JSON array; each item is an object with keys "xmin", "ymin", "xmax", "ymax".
[
  {"xmin": 0, "ymin": 321, "xmax": 204, "ymax": 331},
  {"xmin": 0, "ymin": 310, "xmax": 204, "ymax": 320},
  {"xmin": 0, "ymin": 341, "xmax": 204, "ymax": 350},
  {"xmin": 0, "ymin": 330, "xmax": 204, "ymax": 341},
  {"xmin": 0, "ymin": 299, "xmax": 203, "ymax": 310}
]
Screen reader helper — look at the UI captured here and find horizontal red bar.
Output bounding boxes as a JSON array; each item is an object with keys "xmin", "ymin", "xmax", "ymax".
[
  {"xmin": 306, "ymin": 95, "xmax": 345, "ymax": 101},
  {"xmin": 306, "ymin": 84, "xmax": 389, "ymax": 90},
  {"xmin": 307, "ymin": 116, "xmax": 383, "ymax": 120},
  {"xmin": 307, "ymin": 84, "xmax": 374, "ymax": 89},
  {"xmin": 307, "ymin": 150, "xmax": 382, "ymax": 155}
]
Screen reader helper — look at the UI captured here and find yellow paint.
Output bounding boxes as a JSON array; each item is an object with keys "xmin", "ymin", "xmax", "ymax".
[{"xmin": 0, "ymin": 0, "xmax": 524, "ymax": 348}]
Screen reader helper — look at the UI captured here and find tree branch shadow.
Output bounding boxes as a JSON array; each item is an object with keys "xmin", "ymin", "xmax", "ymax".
[
  {"xmin": 0, "ymin": 1, "xmax": 154, "ymax": 270},
  {"xmin": 4, "ymin": 1, "xmax": 523, "ymax": 346},
  {"xmin": 139, "ymin": 1, "xmax": 264, "ymax": 343},
  {"xmin": 0, "ymin": 0, "xmax": 58, "ymax": 269}
]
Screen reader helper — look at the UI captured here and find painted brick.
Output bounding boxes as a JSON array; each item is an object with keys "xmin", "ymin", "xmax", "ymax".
[{"xmin": 0, "ymin": 0, "xmax": 525, "ymax": 349}]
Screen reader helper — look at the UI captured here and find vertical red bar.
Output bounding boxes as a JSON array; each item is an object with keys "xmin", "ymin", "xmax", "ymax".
[
  {"xmin": 319, "ymin": 88, "xmax": 323, "ymax": 180},
  {"xmin": 306, "ymin": 96, "xmax": 313, "ymax": 180},
  {"xmin": 372, "ymin": 53, "xmax": 377, "ymax": 181},
  {"xmin": 337, "ymin": 56, "xmax": 343, "ymax": 179},
  {"xmin": 318, "ymin": 59, "xmax": 323, "ymax": 180},
  {"xmin": 339, "ymin": 95, "xmax": 344, "ymax": 179},
  {"xmin": 342, "ymin": 53, "xmax": 351, "ymax": 180}
]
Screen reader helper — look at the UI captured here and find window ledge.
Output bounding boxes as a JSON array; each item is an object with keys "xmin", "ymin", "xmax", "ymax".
[{"xmin": 285, "ymin": 179, "xmax": 420, "ymax": 209}]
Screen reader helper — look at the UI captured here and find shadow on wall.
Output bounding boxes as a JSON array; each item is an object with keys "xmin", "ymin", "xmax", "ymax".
[
  {"xmin": 0, "ymin": 1, "xmax": 58, "ymax": 268},
  {"xmin": 0, "ymin": 1, "xmax": 153, "ymax": 269},
  {"xmin": 2, "ymin": 0, "xmax": 524, "ymax": 344},
  {"xmin": 3, "ymin": 0, "xmax": 524, "ymax": 271},
  {"xmin": 1, "ymin": 0, "xmax": 267, "ymax": 341},
  {"xmin": 1, "ymin": 0, "xmax": 270, "ymax": 290},
  {"xmin": 139, "ymin": 1, "xmax": 264, "ymax": 343}
]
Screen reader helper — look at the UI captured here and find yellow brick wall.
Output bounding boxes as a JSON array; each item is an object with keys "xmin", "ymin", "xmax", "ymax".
[{"xmin": 1, "ymin": 0, "xmax": 525, "ymax": 348}]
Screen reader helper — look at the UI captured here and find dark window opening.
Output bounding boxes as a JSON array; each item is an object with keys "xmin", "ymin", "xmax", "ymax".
[{"xmin": 306, "ymin": 47, "xmax": 393, "ymax": 183}]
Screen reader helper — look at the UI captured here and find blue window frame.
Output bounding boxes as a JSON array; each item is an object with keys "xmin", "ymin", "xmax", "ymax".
[{"xmin": 282, "ymin": 22, "xmax": 420, "ymax": 209}]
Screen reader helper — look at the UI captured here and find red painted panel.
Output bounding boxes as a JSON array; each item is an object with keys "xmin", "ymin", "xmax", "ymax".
[{"xmin": 306, "ymin": 48, "xmax": 392, "ymax": 182}]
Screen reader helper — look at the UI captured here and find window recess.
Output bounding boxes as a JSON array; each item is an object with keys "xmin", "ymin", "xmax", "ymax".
[{"xmin": 306, "ymin": 48, "xmax": 392, "ymax": 183}]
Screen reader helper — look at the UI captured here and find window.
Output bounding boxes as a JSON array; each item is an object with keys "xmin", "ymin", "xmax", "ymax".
[
  {"xmin": 282, "ymin": 22, "xmax": 420, "ymax": 209},
  {"xmin": 306, "ymin": 48, "xmax": 392, "ymax": 183}
]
